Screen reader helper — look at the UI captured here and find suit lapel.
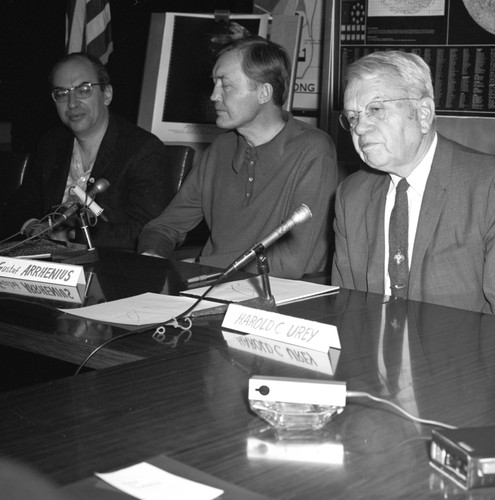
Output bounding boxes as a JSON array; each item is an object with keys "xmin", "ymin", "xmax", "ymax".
[
  {"xmin": 366, "ymin": 174, "xmax": 389, "ymax": 293},
  {"xmin": 410, "ymin": 135, "xmax": 452, "ymax": 282},
  {"xmin": 45, "ymin": 136, "xmax": 73, "ymax": 212},
  {"xmin": 89, "ymin": 115, "xmax": 117, "ymax": 181}
]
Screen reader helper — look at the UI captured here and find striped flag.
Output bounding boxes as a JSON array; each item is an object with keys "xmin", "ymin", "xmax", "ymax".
[{"xmin": 66, "ymin": 0, "xmax": 113, "ymax": 65}]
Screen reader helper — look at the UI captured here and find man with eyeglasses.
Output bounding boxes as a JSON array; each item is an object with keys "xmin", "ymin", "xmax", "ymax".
[
  {"xmin": 332, "ymin": 50, "xmax": 495, "ymax": 313},
  {"xmin": 0, "ymin": 52, "xmax": 176, "ymax": 251}
]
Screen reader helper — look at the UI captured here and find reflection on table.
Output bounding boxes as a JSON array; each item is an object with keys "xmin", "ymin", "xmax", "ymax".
[{"xmin": 0, "ymin": 249, "xmax": 494, "ymax": 498}]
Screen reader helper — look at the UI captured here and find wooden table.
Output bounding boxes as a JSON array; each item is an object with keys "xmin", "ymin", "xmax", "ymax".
[
  {"xmin": 1, "ymin": 249, "xmax": 494, "ymax": 498},
  {"xmin": 0, "ymin": 248, "xmax": 246, "ymax": 372}
]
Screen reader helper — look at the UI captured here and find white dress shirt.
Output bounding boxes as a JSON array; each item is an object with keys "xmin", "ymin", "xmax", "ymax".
[
  {"xmin": 62, "ymin": 139, "xmax": 94, "ymax": 204},
  {"xmin": 383, "ymin": 133, "xmax": 437, "ymax": 296}
]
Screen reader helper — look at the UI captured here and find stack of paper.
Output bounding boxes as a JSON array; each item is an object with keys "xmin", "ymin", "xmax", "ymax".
[
  {"xmin": 181, "ymin": 276, "xmax": 339, "ymax": 305},
  {"xmin": 58, "ymin": 293, "xmax": 222, "ymax": 326}
]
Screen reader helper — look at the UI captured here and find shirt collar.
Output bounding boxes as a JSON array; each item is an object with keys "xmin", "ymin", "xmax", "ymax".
[
  {"xmin": 232, "ymin": 112, "xmax": 293, "ymax": 174},
  {"xmin": 389, "ymin": 132, "xmax": 437, "ymax": 197}
]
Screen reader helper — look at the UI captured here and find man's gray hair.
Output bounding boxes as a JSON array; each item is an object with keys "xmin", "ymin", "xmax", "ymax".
[{"xmin": 345, "ymin": 50, "xmax": 434, "ymax": 100}]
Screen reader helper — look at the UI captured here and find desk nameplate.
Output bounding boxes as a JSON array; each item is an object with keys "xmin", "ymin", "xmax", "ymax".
[
  {"xmin": 222, "ymin": 304, "xmax": 340, "ymax": 353},
  {"xmin": 0, "ymin": 256, "xmax": 85, "ymax": 288}
]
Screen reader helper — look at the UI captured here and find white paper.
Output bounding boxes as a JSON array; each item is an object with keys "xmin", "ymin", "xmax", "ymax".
[
  {"xmin": 58, "ymin": 292, "xmax": 221, "ymax": 325},
  {"xmin": 183, "ymin": 276, "xmax": 338, "ymax": 305},
  {"xmin": 95, "ymin": 462, "xmax": 223, "ymax": 500}
]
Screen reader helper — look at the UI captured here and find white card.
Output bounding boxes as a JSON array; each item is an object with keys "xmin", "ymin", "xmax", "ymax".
[{"xmin": 95, "ymin": 462, "xmax": 223, "ymax": 500}]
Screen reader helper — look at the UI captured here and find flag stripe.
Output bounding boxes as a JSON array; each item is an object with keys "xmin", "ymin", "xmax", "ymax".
[
  {"xmin": 86, "ymin": 0, "xmax": 107, "ymax": 21},
  {"xmin": 86, "ymin": 2, "xmax": 111, "ymax": 42},
  {"xmin": 66, "ymin": 0, "xmax": 112, "ymax": 64},
  {"xmin": 66, "ymin": 0, "xmax": 87, "ymax": 54},
  {"xmin": 87, "ymin": 31, "xmax": 113, "ymax": 65}
]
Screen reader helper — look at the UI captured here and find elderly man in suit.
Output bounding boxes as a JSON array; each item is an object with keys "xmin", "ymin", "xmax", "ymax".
[{"xmin": 332, "ymin": 50, "xmax": 495, "ymax": 313}]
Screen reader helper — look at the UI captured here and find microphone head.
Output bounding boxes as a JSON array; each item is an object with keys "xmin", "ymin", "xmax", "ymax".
[
  {"xmin": 290, "ymin": 204, "xmax": 312, "ymax": 226},
  {"xmin": 89, "ymin": 178, "xmax": 110, "ymax": 196}
]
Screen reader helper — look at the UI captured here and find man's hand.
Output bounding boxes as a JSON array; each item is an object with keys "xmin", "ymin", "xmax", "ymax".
[
  {"xmin": 23, "ymin": 219, "xmax": 76, "ymax": 242},
  {"xmin": 49, "ymin": 226, "xmax": 76, "ymax": 243}
]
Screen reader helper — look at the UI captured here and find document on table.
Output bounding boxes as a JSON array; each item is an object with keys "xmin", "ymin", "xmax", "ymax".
[
  {"xmin": 182, "ymin": 276, "xmax": 339, "ymax": 305},
  {"xmin": 95, "ymin": 462, "xmax": 223, "ymax": 500},
  {"xmin": 58, "ymin": 292, "xmax": 221, "ymax": 326},
  {"xmin": 62, "ymin": 455, "xmax": 269, "ymax": 500},
  {"xmin": 63, "ymin": 453, "xmax": 271, "ymax": 500}
]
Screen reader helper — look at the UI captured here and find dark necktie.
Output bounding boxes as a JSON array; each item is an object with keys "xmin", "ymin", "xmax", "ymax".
[{"xmin": 388, "ymin": 178, "xmax": 409, "ymax": 299}]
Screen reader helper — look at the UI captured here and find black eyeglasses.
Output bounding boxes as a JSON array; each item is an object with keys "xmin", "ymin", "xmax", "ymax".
[
  {"xmin": 51, "ymin": 82, "xmax": 104, "ymax": 103},
  {"xmin": 339, "ymin": 98, "xmax": 421, "ymax": 131}
]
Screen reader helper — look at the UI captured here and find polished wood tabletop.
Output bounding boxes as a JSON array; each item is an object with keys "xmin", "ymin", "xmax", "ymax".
[
  {"xmin": 0, "ymin": 248, "xmax": 378, "ymax": 371},
  {"xmin": 1, "ymin": 249, "xmax": 495, "ymax": 499},
  {"xmin": 0, "ymin": 249, "xmax": 213, "ymax": 366}
]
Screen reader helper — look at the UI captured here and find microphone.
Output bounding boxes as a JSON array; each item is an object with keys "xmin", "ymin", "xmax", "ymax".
[
  {"xmin": 55, "ymin": 178, "xmax": 110, "ymax": 226},
  {"xmin": 52, "ymin": 179, "xmax": 110, "ymax": 228},
  {"xmin": 221, "ymin": 204, "xmax": 312, "ymax": 278},
  {"xmin": 20, "ymin": 178, "xmax": 110, "ymax": 236},
  {"xmin": 70, "ymin": 180, "xmax": 108, "ymax": 219}
]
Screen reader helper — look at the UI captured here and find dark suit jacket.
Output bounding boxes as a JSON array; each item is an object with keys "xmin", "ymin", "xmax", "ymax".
[
  {"xmin": 332, "ymin": 134, "xmax": 495, "ymax": 314},
  {"xmin": 0, "ymin": 114, "xmax": 175, "ymax": 251}
]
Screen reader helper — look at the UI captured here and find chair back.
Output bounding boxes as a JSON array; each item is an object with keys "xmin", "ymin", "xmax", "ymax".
[
  {"xmin": 0, "ymin": 151, "xmax": 30, "ymax": 208},
  {"xmin": 163, "ymin": 145, "xmax": 195, "ymax": 193},
  {"xmin": 161, "ymin": 145, "xmax": 210, "ymax": 258}
]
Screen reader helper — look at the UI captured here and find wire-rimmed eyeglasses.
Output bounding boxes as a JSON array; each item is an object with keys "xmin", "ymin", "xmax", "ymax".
[
  {"xmin": 339, "ymin": 98, "xmax": 421, "ymax": 132},
  {"xmin": 51, "ymin": 82, "xmax": 104, "ymax": 103}
]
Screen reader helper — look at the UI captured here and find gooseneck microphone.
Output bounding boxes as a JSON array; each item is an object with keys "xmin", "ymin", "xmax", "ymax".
[
  {"xmin": 70, "ymin": 178, "xmax": 109, "ymax": 219},
  {"xmin": 221, "ymin": 204, "xmax": 312, "ymax": 279},
  {"xmin": 52, "ymin": 178, "xmax": 110, "ymax": 228},
  {"xmin": 20, "ymin": 178, "xmax": 110, "ymax": 237}
]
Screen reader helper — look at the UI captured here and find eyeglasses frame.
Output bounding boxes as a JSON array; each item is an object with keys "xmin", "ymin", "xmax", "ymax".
[
  {"xmin": 51, "ymin": 82, "xmax": 104, "ymax": 103},
  {"xmin": 339, "ymin": 97, "xmax": 421, "ymax": 132}
]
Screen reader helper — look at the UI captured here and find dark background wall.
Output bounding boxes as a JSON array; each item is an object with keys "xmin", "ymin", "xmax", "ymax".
[{"xmin": 0, "ymin": 0, "xmax": 253, "ymax": 153}]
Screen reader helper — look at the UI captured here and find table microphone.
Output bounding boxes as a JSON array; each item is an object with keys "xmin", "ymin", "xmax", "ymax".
[
  {"xmin": 54, "ymin": 178, "xmax": 110, "ymax": 226},
  {"xmin": 70, "ymin": 179, "xmax": 109, "ymax": 219},
  {"xmin": 20, "ymin": 178, "xmax": 110, "ymax": 236},
  {"xmin": 220, "ymin": 204, "xmax": 312, "ymax": 279}
]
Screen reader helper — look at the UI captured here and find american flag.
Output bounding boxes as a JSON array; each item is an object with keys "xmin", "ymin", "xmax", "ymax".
[{"xmin": 66, "ymin": 0, "xmax": 113, "ymax": 65}]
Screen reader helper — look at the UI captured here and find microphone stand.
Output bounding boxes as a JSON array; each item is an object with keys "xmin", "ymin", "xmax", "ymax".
[
  {"xmin": 239, "ymin": 246, "xmax": 277, "ymax": 312},
  {"xmin": 255, "ymin": 246, "xmax": 275, "ymax": 303},
  {"xmin": 62, "ymin": 210, "xmax": 99, "ymax": 264},
  {"xmin": 189, "ymin": 247, "xmax": 277, "ymax": 319}
]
